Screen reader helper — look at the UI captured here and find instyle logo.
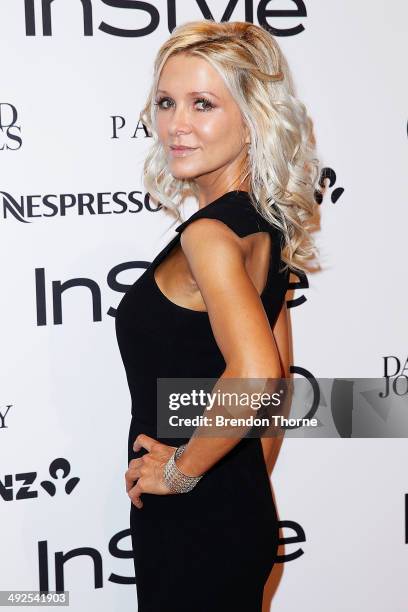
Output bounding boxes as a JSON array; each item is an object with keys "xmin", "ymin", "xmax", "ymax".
[
  {"xmin": 34, "ymin": 263, "xmax": 307, "ymax": 326},
  {"xmin": 0, "ymin": 190, "xmax": 160, "ymax": 223},
  {"xmin": 23, "ymin": 0, "xmax": 307, "ymax": 37},
  {"xmin": 35, "ymin": 262, "xmax": 149, "ymax": 325},
  {"xmin": 36, "ymin": 517, "xmax": 304, "ymax": 591},
  {"xmin": 0, "ymin": 103, "xmax": 22, "ymax": 151},
  {"xmin": 37, "ymin": 531, "xmax": 135, "ymax": 591},
  {"xmin": 0, "ymin": 458, "xmax": 79, "ymax": 502}
]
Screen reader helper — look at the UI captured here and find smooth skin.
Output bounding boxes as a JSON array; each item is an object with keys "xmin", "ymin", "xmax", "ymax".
[{"xmin": 126, "ymin": 53, "xmax": 292, "ymax": 509}]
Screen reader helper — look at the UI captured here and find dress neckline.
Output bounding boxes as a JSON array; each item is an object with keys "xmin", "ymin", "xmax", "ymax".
[{"xmin": 174, "ymin": 190, "xmax": 250, "ymax": 234}]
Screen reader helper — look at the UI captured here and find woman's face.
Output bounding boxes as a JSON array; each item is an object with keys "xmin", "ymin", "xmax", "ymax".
[{"xmin": 155, "ymin": 53, "xmax": 250, "ymax": 184}]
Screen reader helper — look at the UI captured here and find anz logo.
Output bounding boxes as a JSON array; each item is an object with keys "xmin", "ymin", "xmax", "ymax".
[{"xmin": 0, "ymin": 458, "xmax": 80, "ymax": 502}]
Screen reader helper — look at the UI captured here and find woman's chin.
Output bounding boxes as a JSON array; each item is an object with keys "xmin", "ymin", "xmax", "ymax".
[{"xmin": 169, "ymin": 167, "xmax": 200, "ymax": 181}]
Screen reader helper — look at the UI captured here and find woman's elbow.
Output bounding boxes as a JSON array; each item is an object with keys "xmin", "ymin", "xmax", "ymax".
[{"xmin": 223, "ymin": 359, "xmax": 283, "ymax": 381}]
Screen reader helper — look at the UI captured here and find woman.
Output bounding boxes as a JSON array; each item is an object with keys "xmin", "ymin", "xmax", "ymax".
[{"xmin": 116, "ymin": 19, "xmax": 320, "ymax": 612}]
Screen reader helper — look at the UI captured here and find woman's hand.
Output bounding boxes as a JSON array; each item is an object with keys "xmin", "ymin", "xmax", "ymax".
[{"xmin": 125, "ymin": 433, "xmax": 178, "ymax": 509}]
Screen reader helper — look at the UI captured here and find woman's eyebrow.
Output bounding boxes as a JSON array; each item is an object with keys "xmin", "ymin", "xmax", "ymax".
[{"xmin": 156, "ymin": 89, "xmax": 220, "ymax": 100}]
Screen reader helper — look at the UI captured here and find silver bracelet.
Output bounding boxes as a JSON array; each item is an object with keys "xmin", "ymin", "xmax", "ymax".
[{"xmin": 163, "ymin": 444, "xmax": 203, "ymax": 493}]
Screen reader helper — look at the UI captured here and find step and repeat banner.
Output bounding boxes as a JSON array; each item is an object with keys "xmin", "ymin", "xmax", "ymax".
[{"xmin": 1, "ymin": 2, "xmax": 407, "ymax": 611}]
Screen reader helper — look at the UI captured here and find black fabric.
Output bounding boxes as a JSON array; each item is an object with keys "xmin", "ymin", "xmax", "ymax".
[{"xmin": 115, "ymin": 190, "xmax": 290, "ymax": 612}]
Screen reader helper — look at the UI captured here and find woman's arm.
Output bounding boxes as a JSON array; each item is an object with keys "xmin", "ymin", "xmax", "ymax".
[
  {"xmin": 169, "ymin": 216, "xmax": 286, "ymax": 478},
  {"xmin": 261, "ymin": 297, "xmax": 293, "ymax": 472}
]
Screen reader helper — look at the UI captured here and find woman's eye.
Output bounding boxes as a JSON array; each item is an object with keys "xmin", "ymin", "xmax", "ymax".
[
  {"xmin": 154, "ymin": 97, "xmax": 172, "ymax": 110},
  {"xmin": 195, "ymin": 98, "xmax": 214, "ymax": 111},
  {"xmin": 154, "ymin": 97, "xmax": 214, "ymax": 111}
]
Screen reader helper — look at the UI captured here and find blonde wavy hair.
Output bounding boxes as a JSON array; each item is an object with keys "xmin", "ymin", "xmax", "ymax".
[{"xmin": 140, "ymin": 19, "xmax": 322, "ymax": 274}]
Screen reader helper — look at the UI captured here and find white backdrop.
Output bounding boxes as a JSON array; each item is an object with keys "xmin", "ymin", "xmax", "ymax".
[{"xmin": 1, "ymin": 1, "xmax": 407, "ymax": 610}]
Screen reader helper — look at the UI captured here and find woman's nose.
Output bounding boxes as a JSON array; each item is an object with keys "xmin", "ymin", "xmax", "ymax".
[{"xmin": 168, "ymin": 104, "xmax": 191, "ymax": 136}]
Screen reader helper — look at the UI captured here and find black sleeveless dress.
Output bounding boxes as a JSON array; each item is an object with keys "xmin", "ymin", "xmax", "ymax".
[{"xmin": 115, "ymin": 190, "xmax": 290, "ymax": 612}]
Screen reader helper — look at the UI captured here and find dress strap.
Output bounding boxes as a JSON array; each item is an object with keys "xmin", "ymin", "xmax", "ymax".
[
  {"xmin": 174, "ymin": 190, "xmax": 277, "ymax": 240},
  {"xmin": 150, "ymin": 191, "xmax": 286, "ymax": 281}
]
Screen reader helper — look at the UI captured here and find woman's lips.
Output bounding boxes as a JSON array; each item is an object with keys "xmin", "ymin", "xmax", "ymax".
[{"xmin": 169, "ymin": 145, "xmax": 198, "ymax": 157}]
